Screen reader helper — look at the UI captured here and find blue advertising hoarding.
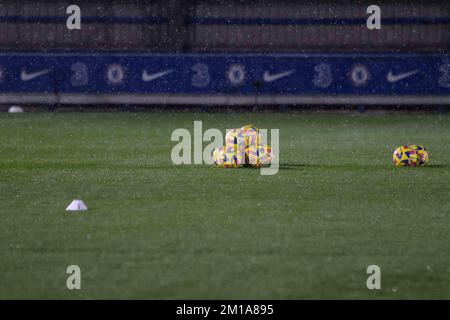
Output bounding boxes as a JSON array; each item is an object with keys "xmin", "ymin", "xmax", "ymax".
[{"xmin": 0, "ymin": 52, "xmax": 449, "ymax": 105}]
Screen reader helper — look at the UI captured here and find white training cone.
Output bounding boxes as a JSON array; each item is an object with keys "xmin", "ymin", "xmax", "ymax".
[
  {"xmin": 8, "ymin": 106, "xmax": 24, "ymax": 113},
  {"xmin": 66, "ymin": 199, "xmax": 88, "ymax": 211}
]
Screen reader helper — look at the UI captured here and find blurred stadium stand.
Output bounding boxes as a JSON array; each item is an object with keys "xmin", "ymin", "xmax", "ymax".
[
  {"xmin": 0, "ymin": 0, "xmax": 449, "ymax": 107},
  {"xmin": 0, "ymin": 0, "xmax": 448, "ymax": 52}
]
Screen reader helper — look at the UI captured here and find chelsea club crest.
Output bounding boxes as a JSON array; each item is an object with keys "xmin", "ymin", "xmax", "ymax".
[{"xmin": 226, "ymin": 64, "xmax": 246, "ymax": 86}]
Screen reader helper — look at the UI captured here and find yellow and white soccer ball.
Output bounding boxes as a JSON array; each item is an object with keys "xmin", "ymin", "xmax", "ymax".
[
  {"xmin": 246, "ymin": 144, "xmax": 273, "ymax": 168},
  {"xmin": 392, "ymin": 144, "xmax": 429, "ymax": 167},
  {"xmin": 212, "ymin": 145, "xmax": 240, "ymax": 168}
]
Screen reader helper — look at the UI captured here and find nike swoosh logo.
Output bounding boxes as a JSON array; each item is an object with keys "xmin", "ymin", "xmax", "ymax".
[
  {"xmin": 387, "ymin": 70, "xmax": 419, "ymax": 83},
  {"xmin": 263, "ymin": 69, "xmax": 295, "ymax": 82},
  {"xmin": 142, "ymin": 69, "xmax": 173, "ymax": 82},
  {"xmin": 20, "ymin": 69, "xmax": 52, "ymax": 81}
]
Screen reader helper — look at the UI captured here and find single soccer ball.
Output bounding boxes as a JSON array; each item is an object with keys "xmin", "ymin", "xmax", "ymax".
[
  {"xmin": 245, "ymin": 144, "xmax": 273, "ymax": 168},
  {"xmin": 224, "ymin": 128, "xmax": 244, "ymax": 167},
  {"xmin": 392, "ymin": 145, "xmax": 429, "ymax": 167},
  {"xmin": 212, "ymin": 145, "xmax": 241, "ymax": 168},
  {"xmin": 258, "ymin": 145, "xmax": 274, "ymax": 166}
]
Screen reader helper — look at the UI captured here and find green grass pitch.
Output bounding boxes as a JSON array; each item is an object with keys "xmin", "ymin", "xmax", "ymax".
[{"xmin": 1, "ymin": 112, "xmax": 450, "ymax": 299}]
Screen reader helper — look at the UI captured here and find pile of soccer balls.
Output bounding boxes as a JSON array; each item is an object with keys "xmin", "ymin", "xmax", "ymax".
[
  {"xmin": 212, "ymin": 125, "xmax": 273, "ymax": 168},
  {"xmin": 392, "ymin": 144, "xmax": 429, "ymax": 167}
]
